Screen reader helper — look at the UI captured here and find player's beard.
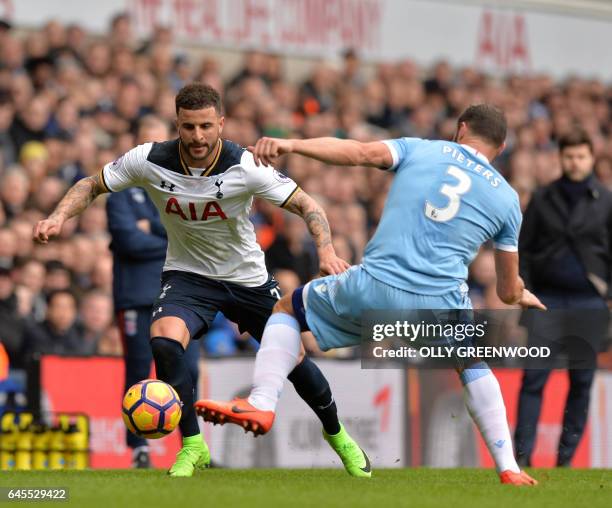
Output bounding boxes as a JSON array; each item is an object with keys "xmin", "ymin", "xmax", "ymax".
[{"xmin": 188, "ymin": 141, "xmax": 213, "ymax": 161}]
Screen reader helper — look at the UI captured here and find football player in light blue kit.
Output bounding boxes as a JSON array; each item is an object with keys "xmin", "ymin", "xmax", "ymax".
[{"xmin": 196, "ymin": 105, "xmax": 545, "ymax": 485}]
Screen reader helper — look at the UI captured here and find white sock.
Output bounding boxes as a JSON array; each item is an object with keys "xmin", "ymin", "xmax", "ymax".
[
  {"xmin": 461, "ymin": 363, "xmax": 520, "ymax": 473},
  {"xmin": 248, "ymin": 313, "xmax": 301, "ymax": 412}
]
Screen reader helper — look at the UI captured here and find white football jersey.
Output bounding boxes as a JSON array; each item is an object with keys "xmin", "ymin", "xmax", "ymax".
[{"xmin": 101, "ymin": 139, "xmax": 299, "ymax": 287}]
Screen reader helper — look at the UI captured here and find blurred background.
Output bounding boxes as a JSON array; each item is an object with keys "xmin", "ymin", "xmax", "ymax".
[{"xmin": 1, "ymin": 0, "xmax": 612, "ymax": 469}]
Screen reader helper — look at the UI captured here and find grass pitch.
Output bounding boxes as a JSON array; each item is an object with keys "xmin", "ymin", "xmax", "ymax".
[{"xmin": 1, "ymin": 469, "xmax": 610, "ymax": 508}]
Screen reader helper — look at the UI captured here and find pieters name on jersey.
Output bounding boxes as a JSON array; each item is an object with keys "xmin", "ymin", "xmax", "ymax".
[{"xmin": 441, "ymin": 145, "xmax": 502, "ymax": 188}]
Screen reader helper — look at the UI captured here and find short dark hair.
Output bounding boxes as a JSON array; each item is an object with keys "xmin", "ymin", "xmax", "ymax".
[
  {"xmin": 558, "ymin": 128, "xmax": 593, "ymax": 153},
  {"xmin": 175, "ymin": 83, "xmax": 222, "ymax": 115},
  {"xmin": 457, "ymin": 104, "xmax": 507, "ymax": 147}
]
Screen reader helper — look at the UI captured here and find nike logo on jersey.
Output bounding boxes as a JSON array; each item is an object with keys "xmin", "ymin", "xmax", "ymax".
[{"xmin": 165, "ymin": 197, "xmax": 228, "ymax": 221}]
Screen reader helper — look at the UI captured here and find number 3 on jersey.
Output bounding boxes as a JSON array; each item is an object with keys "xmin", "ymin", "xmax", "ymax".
[{"xmin": 425, "ymin": 165, "xmax": 472, "ymax": 222}]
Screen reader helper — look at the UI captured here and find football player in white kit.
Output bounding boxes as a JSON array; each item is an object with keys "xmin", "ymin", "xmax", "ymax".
[{"xmin": 33, "ymin": 83, "xmax": 370, "ymax": 477}]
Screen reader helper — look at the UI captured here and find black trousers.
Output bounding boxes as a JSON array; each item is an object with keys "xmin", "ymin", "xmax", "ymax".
[
  {"xmin": 514, "ymin": 291, "xmax": 606, "ymax": 466},
  {"xmin": 514, "ymin": 367, "xmax": 595, "ymax": 466},
  {"xmin": 119, "ymin": 306, "xmax": 200, "ymax": 449}
]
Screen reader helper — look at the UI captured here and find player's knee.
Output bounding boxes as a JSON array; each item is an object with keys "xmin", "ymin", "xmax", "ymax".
[
  {"xmin": 150, "ymin": 317, "xmax": 190, "ymax": 348},
  {"xmin": 272, "ymin": 294, "xmax": 294, "ymax": 315}
]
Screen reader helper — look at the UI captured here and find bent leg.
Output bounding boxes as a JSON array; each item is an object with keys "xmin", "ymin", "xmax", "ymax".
[
  {"xmin": 244, "ymin": 288, "xmax": 342, "ymax": 434},
  {"xmin": 150, "ymin": 315, "xmax": 200, "ymax": 438},
  {"xmin": 150, "ymin": 313, "xmax": 210, "ymax": 476},
  {"xmin": 230, "ymin": 278, "xmax": 344, "ymax": 435}
]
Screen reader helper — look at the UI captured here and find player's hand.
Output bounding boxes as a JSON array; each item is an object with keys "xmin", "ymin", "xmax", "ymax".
[
  {"xmin": 518, "ymin": 289, "xmax": 547, "ymax": 310},
  {"xmin": 248, "ymin": 137, "xmax": 294, "ymax": 167},
  {"xmin": 318, "ymin": 251, "xmax": 351, "ymax": 276},
  {"xmin": 33, "ymin": 217, "xmax": 64, "ymax": 244}
]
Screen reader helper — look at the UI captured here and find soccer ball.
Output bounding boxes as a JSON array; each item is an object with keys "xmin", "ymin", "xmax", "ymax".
[{"xmin": 122, "ymin": 379, "xmax": 182, "ymax": 439}]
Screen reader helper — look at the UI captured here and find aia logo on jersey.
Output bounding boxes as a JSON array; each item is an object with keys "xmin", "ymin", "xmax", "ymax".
[{"xmin": 165, "ymin": 197, "xmax": 228, "ymax": 221}]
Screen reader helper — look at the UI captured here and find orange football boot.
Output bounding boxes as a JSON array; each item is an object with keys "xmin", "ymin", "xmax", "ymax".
[
  {"xmin": 194, "ymin": 397, "xmax": 275, "ymax": 436},
  {"xmin": 499, "ymin": 470, "xmax": 538, "ymax": 486}
]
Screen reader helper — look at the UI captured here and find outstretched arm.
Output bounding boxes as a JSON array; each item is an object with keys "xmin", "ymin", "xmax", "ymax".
[
  {"xmin": 283, "ymin": 189, "xmax": 350, "ymax": 276},
  {"xmin": 249, "ymin": 137, "xmax": 394, "ymax": 169},
  {"xmin": 33, "ymin": 174, "xmax": 108, "ymax": 244}
]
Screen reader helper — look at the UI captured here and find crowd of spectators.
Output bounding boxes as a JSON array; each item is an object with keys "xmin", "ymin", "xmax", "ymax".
[{"xmin": 1, "ymin": 13, "xmax": 612, "ymax": 368}]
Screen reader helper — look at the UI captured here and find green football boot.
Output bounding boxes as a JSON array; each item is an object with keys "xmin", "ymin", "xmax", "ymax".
[
  {"xmin": 323, "ymin": 423, "xmax": 372, "ymax": 478},
  {"xmin": 168, "ymin": 434, "xmax": 211, "ymax": 477}
]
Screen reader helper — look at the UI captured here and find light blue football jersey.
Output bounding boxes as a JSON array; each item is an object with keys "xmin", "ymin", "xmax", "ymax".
[{"xmin": 362, "ymin": 138, "xmax": 522, "ymax": 295}]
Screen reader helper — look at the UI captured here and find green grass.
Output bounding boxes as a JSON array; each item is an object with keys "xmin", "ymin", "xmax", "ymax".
[{"xmin": 0, "ymin": 469, "xmax": 610, "ymax": 508}]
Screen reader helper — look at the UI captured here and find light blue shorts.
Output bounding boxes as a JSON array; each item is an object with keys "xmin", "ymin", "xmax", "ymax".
[{"xmin": 302, "ymin": 265, "xmax": 472, "ymax": 351}]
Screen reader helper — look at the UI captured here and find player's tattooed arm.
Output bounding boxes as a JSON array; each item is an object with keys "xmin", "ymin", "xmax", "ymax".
[
  {"xmin": 284, "ymin": 189, "xmax": 332, "ymax": 249},
  {"xmin": 52, "ymin": 173, "xmax": 107, "ymax": 221},
  {"xmin": 284, "ymin": 189, "xmax": 351, "ymax": 276},
  {"xmin": 33, "ymin": 174, "xmax": 108, "ymax": 244}
]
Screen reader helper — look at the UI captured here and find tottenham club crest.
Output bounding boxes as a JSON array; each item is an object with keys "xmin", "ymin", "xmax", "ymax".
[{"xmin": 214, "ymin": 179, "xmax": 224, "ymax": 199}]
